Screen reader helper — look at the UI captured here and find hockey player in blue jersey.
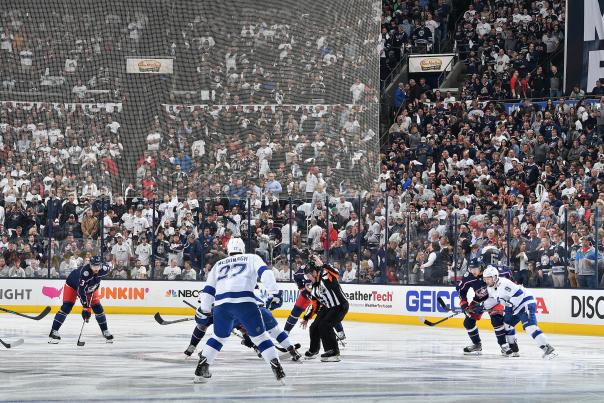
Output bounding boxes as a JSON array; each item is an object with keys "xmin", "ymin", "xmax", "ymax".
[
  {"xmin": 48, "ymin": 256, "xmax": 113, "ymax": 343},
  {"xmin": 482, "ymin": 266, "xmax": 557, "ymax": 359},
  {"xmin": 193, "ymin": 238, "xmax": 287, "ymax": 384},
  {"xmin": 456, "ymin": 258, "xmax": 517, "ymax": 356}
]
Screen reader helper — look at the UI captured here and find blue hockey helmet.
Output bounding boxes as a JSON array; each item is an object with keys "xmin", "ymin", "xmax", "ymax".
[
  {"xmin": 468, "ymin": 256, "xmax": 483, "ymax": 269},
  {"xmin": 90, "ymin": 256, "xmax": 102, "ymax": 266}
]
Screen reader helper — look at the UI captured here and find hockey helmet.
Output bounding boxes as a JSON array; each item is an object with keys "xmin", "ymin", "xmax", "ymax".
[
  {"xmin": 303, "ymin": 259, "xmax": 321, "ymax": 274},
  {"xmin": 90, "ymin": 256, "xmax": 102, "ymax": 267},
  {"xmin": 227, "ymin": 237, "xmax": 246, "ymax": 255},
  {"xmin": 482, "ymin": 265, "xmax": 499, "ymax": 286},
  {"xmin": 468, "ymin": 256, "xmax": 483, "ymax": 269}
]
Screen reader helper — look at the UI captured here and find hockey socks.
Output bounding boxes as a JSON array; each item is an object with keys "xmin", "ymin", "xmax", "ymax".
[
  {"xmin": 250, "ymin": 333, "xmax": 279, "ymax": 364},
  {"xmin": 467, "ymin": 325, "xmax": 481, "ymax": 345},
  {"xmin": 284, "ymin": 306, "xmax": 304, "ymax": 332},
  {"xmin": 334, "ymin": 322, "xmax": 344, "ymax": 333},
  {"xmin": 92, "ymin": 304, "xmax": 108, "ymax": 332},
  {"xmin": 190, "ymin": 325, "xmax": 207, "ymax": 347},
  {"xmin": 201, "ymin": 336, "xmax": 226, "ymax": 364},
  {"xmin": 267, "ymin": 326, "xmax": 293, "ymax": 349},
  {"xmin": 493, "ymin": 325, "xmax": 507, "ymax": 346},
  {"xmin": 51, "ymin": 302, "xmax": 74, "ymax": 331},
  {"xmin": 525, "ymin": 325, "xmax": 549, "ymax": 347},
  {"xmin": 51, "ymin": 310, "xmax": 68, "ymax": 332}
]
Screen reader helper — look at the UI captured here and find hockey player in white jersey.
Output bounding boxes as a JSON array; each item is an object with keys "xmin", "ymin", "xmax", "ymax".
[
  {"xmin": 482, "ymin": 266, "xmax": 557, "ymax": 359},
  {"xmin": 194, "ymin": 237, "xmax": 287, "ymax": 384}
]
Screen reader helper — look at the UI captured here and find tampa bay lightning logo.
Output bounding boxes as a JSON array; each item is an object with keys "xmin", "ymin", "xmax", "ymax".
[{"xmin": 83, "ymin": 271, "xmax": 89, "ymax": 276}]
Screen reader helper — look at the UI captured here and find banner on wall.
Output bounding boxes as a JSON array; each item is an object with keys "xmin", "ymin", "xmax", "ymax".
[
  {"xmin": 126, "ymin": 58, "xmax": 174, "ymax": 74},
  {"xmin": 565, "ymin": 0, "xmax": 604, "ymax": 93},
  {"xmin": 408, "ymin": 54, "xmax": 456, "ymax": 73},
  {"xmin": 2, "ymin": 280, "xmax": 604, "ymax": 333}
]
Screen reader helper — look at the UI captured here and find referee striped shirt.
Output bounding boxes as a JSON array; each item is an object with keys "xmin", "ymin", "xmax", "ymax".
[{"xmin": 310, "ymin": 266, "xmax": 347, "ymax": 309}]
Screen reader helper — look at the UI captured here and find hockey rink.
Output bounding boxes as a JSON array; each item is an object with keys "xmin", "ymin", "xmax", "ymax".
[{"xmin": 1, "ymin": 315, "xmax": 604, "ymax": 402}]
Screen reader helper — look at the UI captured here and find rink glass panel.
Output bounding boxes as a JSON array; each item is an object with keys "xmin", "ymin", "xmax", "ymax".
[{"xmin": 1, "ymin": 195, "xmax": 602, "ymax": 290}]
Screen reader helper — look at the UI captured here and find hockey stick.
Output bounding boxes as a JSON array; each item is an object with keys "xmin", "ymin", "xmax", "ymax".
[
  {"xmin": 0, "ymin": 337, "xmax": 24, "ymax": 349},
  {"xmin": 154, "ymin": 312, "xmax": 195, "ymax": 325},
  {"xmin": 182, "ymin": 300, "xmax": 197, "ymax": 310},
  {"xmin": 437, "ymin": 296, "xmax": 454, "ymax": 313},
  {"xmin": 0, "ymin": 306, "xmax": 51, "ymax": 321},
  {"xmin": 437, "ymin": 296, "xmax": 497, "ymax": 315},
  {"xmin": 76, "ymin": 321, "xmax": 86, "ymax": 347},
  {"xmin": 420, "ymin": 311, "xmax": 461, "ymax": 327},
  {"xmin": 426, "ymin": 297, "xmax": 500, "ymax": 327},
  {"xmin": 231, "ymin": 327, "xmax": 300, "ymax": 354}
]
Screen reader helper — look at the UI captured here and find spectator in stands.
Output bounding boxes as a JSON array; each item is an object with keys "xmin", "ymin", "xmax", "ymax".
[{"xmin": 160, "ymin": 258, "xmax": 179, "ymax": 280}]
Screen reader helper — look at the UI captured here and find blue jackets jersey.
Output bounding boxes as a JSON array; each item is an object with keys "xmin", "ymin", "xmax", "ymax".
[
  {"xmin": 66, "ymin": 264, "xmax": 110, "ymax": 306},
  {"xmin": 457, "ymin": 266, "xmax": 513, "ymax": 306},
  {"xmin": 293, "ymin": 265, "xmax": 310, "ymax": 290}
]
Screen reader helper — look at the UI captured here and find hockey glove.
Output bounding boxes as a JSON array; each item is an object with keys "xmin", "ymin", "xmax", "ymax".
[
  {"xmin": 466, "ymin": 302, "xmax": 484, "ymax": 320},
  {"xmin": 82, "ymin": 309, "xmax": 91, "ymax": 323},
  {"xmin": 195, "ymin": 307, "xmax": 212, "ymax": 322},
  {"xmin": 266, "ymin": 290, "xmax": 283, "ymax": 310},
  {"xmin": 489, "ymin": 304, "xmax": 505, "ymax": 317}
]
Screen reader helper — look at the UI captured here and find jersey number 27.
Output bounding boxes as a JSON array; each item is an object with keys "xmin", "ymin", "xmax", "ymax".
[{"xmin": 217, "ymin": 263, "xmax": 246, "ymax": 281}]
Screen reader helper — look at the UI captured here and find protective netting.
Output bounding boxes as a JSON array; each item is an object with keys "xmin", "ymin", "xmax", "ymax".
[{"xmin": 0, "ymin": 0, "xmax": 380, "ymax": 200}]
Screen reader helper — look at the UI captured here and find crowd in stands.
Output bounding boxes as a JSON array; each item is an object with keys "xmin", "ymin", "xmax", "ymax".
[
  {"xmin": 1, "ymin": 0, "xmax": 603, "ymax": 290},
  {"xmin": 141, "ymin": 103, "xmax": 379, "ymax": 200},
  {"xmin": 0, "ymin": 3, "xmax": 142, "ymax": 100},
  {"xmin": 385, "ymin": 66, "xmax": 604, "ymax": 288},
  {"xmin": 454, "ymin": 0, "xmax": 565, "ymax": 100},
  {"xmin": 381, "ymin": 0, "xmax": 452, "ymax": 83},
  {"xmin": 168, "ymin": 0, "xmax": 377, "ymax": 105}
]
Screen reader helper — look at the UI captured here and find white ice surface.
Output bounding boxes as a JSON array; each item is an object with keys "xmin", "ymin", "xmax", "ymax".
[{"xmin": 1, "ymin": 313, "xmax": 604, "ymax": 402}]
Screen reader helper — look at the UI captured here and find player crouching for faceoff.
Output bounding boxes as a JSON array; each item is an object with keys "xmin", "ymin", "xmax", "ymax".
[
  {"xmin": 300, "ymin": 255, "xmax": 349, "ymax": 362},
  {"xmin": 49, "ymin": 256, "xmax": 113, "ymax": 343},
  {"xmin": 193, "ymin": 238, "xmax": 287, "ymax": 384},
  {"xmin": 482, "ymin": 266, "xmax": 557, "ymax": 359},
  {"xmin": 457, "ymin": 259, "xmax": 518, "ymax": 356}
]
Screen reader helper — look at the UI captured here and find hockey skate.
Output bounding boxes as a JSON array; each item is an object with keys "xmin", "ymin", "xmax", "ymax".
[
  {"xmin": 270, "ymin": 358, "xmax": 286, "ymax": 385},
  {"xmin": 194, "ymin": 355, "xmax": 211, "ymax": 383},
  {"xmin": 542, "ymin": 344, "xmax": 557, "ymax": 360},
  {"xmin": 304, "ymin": 350, "xmax": 319, "ymax": 360},
  {"xmin": 48, "ymin": 330, "xmax": 61, "ymax": 344},
  {"xmin": 463, "ymin": 343, "xmax": 482, "ymax": 355},
  {"xmin": 184, "ymin": 345, "xmax": 196, "ymax": 357},
  {"xmin": 510, "ymin": 342, "xmax": 520, "ymax": 357},
  {"xmin": 103, "ymin": 330, "xmax": 114, "ymax": 343},
  {"xmin": 320, "ymin": 349, "xmax": 341, "ymax": 362},
  {"xmin": 500, "ymin": 344, "xmax": 513, "ymax": 357},
  {"xmin": 287, "ymin": 345, "xmax": 301, "ymax": 361}
]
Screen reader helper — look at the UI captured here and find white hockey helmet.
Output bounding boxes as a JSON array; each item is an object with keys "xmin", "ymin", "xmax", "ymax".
[
  {"xmin": 482, "ymin": 265, "xmax": 499, "ymax": 286},
  {"xmin": 227, "ymin": 237, "xmax": 246, "ymax": 255}
]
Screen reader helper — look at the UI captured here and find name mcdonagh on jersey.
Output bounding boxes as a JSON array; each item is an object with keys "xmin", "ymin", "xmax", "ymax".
[{"xmin": 220, "ymin": 256, "xmax": 250, "ymax": 264}]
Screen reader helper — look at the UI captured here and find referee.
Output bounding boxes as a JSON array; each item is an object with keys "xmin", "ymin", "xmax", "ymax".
[{"xmin": 300, "ymin": 255, "xmax": 349, "ymax": 362}]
